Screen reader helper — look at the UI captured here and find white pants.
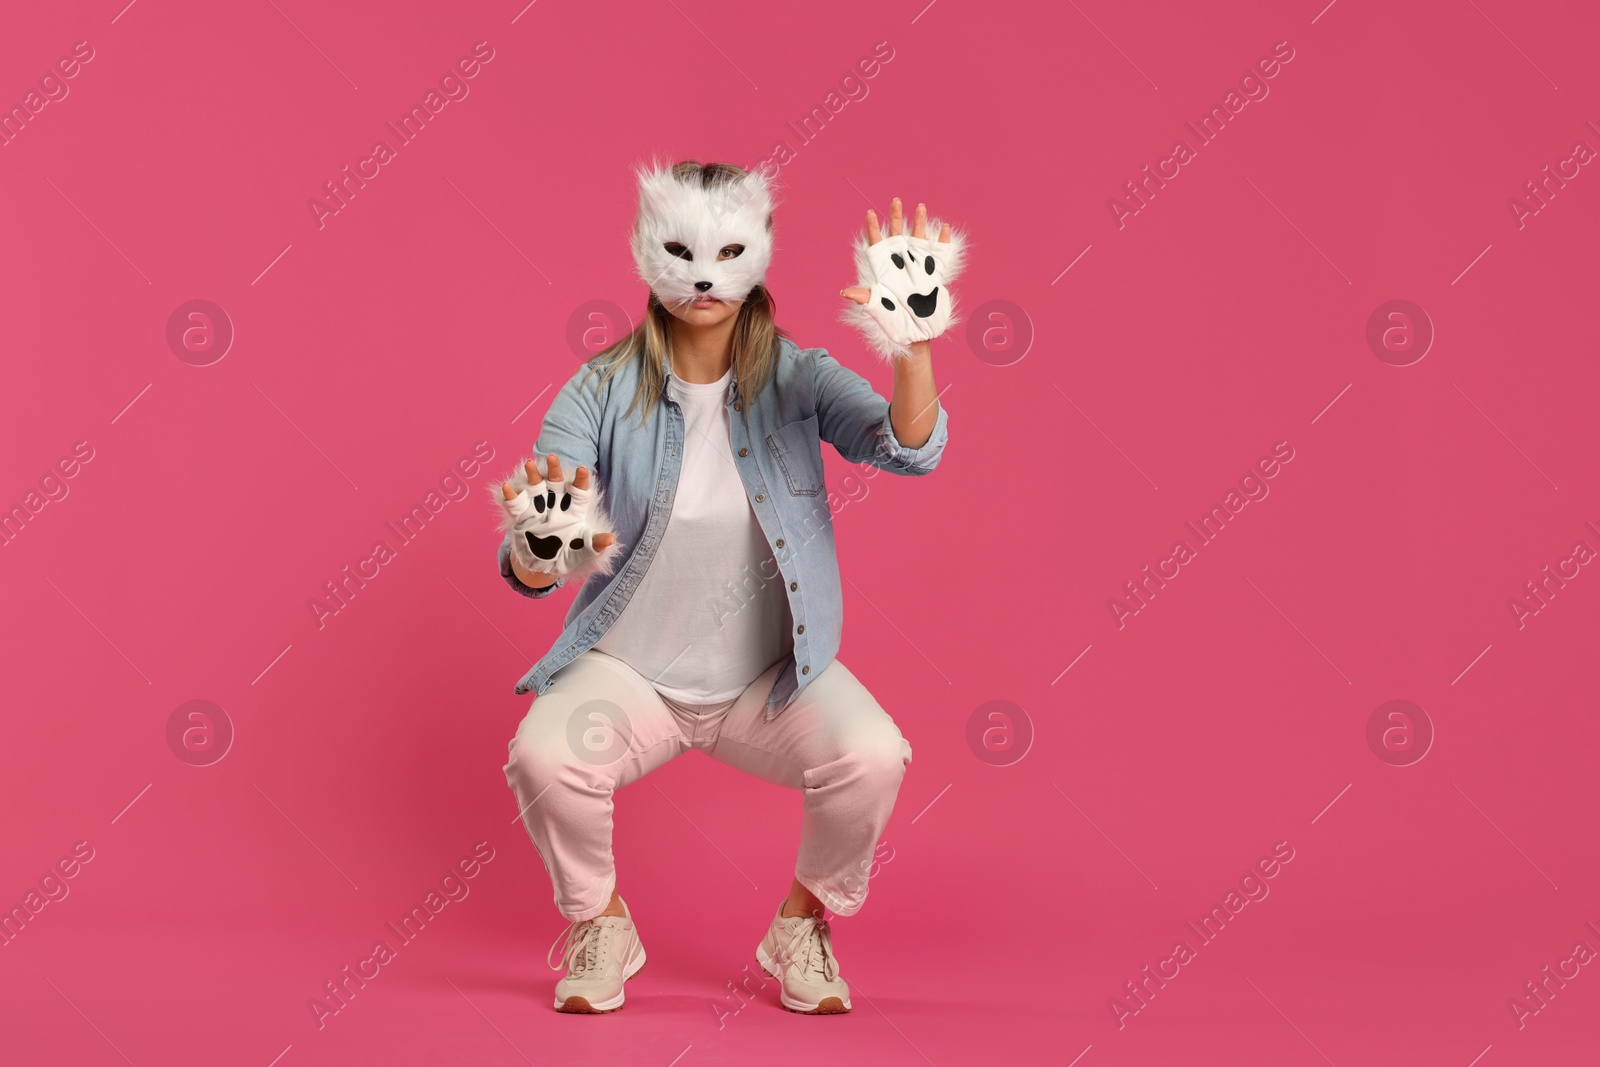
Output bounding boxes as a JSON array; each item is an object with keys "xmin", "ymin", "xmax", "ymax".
[{"xmin": 504, "ymin": 649, "xmax": 912, "ymax": 922}]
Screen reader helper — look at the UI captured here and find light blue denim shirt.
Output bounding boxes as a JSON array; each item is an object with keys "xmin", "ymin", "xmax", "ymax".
[{"xmin": 498, "ymin": 336, "xmax": 949, "ymax": 719}]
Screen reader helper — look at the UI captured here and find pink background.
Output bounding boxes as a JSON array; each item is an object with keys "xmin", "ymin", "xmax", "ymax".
[{"xmin": 3, "ymin": 1, "xmax": 1598, "ymax": 1064}]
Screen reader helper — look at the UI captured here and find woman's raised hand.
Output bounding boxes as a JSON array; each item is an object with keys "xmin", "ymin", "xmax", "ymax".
[
  {"xmin": 841, "ymin": 198, "xmax": 952, "ymax": 305},
  {"xmin": 839, "ymin": 196, "xmax": 964, "ymax": 362},
  {"xmin": 500, "ymin": 455, "xmax": 618, "ymax": 552},
  {"xmin": 498, "ymin": 454, "xmax": 619, "ymax": 587}
]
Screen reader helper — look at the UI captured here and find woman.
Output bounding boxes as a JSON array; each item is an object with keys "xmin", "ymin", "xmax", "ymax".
[{"xmin": 495, "ymin": 160, "xmax": 964, "ymax": 1014}]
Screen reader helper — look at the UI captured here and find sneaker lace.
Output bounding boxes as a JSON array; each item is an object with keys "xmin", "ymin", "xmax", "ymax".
[
  {"xmin": 780, "ymin": 916, "xmax": 839, "ymax": 982},
  {"xmin": 547, "ymin": 918, "xmax": 613, "ymax": 976}
]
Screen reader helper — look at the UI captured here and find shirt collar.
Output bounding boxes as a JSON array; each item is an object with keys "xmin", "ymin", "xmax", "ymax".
[{"xmin": 662, "ymin": 354, "xmax": 739, "ymax": 406}]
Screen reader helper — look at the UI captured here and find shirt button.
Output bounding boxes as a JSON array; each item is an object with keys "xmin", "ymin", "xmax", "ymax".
[
  {"xmin": 790, "ymin": 581, "xmax": 798, "ymax": 591},
  {"xmin": 775, "ymin": 538, "xmax": 785, "ymax": 548},
  {"xmin": 755, "ymin": 493, "xmax": 765, "ymax": 503},
  {"xmin": 796, "ymin": 624, "xmax": 805, "ymax": 634},
  {"xmin": 739, "ymin": 447, "xmax": 749, "ymax": 457},
  {"xmin": 734, "ymin": 402, "xmax": 742, "ymax": 411},
  {"xmin": 801, "ymin": 665, "xmax": 810, "ymax": 675}
]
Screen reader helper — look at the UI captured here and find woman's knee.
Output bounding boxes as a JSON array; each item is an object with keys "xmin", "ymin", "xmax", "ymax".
[
  {"xmin": 807, "ymin": 663, "xmax": 911, "ymax": 779},
  {"xmin": 846, "ymin": 719, "xmax": 912, "ymax": 788},
  {"xmin": 504, "ymin": 714, "xmax": 582, "ymax": 794}
]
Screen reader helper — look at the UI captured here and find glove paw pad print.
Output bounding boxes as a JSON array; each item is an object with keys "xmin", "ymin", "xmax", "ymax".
[{"xmin": 907, "ymin": 290, "xmax": 940, "ymax": 318}]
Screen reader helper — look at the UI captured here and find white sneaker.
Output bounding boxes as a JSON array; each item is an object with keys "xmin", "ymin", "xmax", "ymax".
[
  {"xmin": 547, "ymin": 899, "xmax": 647, "ymax": 1013},
  {"xmin": 754, "ymin": 902, "xmax": 852, "ymax": 1014}
]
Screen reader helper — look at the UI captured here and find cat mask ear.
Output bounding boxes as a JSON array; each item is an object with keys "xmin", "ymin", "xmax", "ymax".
[{"xmin": 630, "ymin": 162, "xmax": 776, "ymax": 309}]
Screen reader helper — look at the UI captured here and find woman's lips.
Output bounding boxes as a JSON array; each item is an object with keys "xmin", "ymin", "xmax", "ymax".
[{"xmin": 690, "ymin": 295, "xmax": 719, "ymax": 308}]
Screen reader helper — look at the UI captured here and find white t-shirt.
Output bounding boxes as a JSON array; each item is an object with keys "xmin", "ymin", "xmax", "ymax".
[{"xmin": 595, "ymin": 364, "xmax": 793, "ymax": 704}]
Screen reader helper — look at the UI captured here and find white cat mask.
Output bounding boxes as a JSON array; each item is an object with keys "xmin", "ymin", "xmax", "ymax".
[{"xmin": 630, "ymin": 163, "xmax": 775, "ymax": 308}]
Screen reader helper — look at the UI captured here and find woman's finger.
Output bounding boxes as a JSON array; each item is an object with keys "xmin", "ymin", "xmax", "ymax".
[
  {"xmin": 501, "ymin": 481, "xmax": 518, "ymax": 501},
  {"xmin": 912, "ymin": 202, "xmax": 927, "ymax": 239},
  {"xmin": 841, "ymin": 287, "xmax": 871, "ymax": 304},
  {"xmin": 865, "ymin": 209, "xmax": 882, "ymax": 245},
  {"xmin": 939, "ymin": 222, "xmax": 952, "ymax": 243},
  {"xmin": 523, "ymin": 458, "xmax": 543, "ymax": 489},
  {"xmin": 573, "ymin": 466, "xmax": 591, "ymax": 490},
  {"xmin": 592, "ymin": 533, "xmax": 617, "ymax": 550},
  {"xmin": 545, "ymin": 454, "xmax": 564, "ymax": 484},
  {"xmin": 888, "ymin": 197, "xmax": 903, "ymax": 237}
]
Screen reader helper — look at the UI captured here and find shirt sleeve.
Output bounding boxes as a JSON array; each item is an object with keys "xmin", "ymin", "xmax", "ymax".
[
  {"xmin": 812, "ymin": 348, "xmax": 949, "ymax": 475},
  {"xmin": 534, "ymin": 362, "xmax": 608, "ymax": 474}
]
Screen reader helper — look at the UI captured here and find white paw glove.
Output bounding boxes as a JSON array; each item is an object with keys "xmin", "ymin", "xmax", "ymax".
[
  {"xmin": 494, "ymin": 459, "xmax": 620, "ymax": 581},
  {"xmin": 842, "ymin": 223, "xmax": 967, "ymax": 361}
]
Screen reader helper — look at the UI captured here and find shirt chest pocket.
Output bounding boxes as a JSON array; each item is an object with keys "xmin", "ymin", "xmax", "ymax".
[{"xmin": 765, "ymin": 415, "xmax": 824, "ymax": 496}]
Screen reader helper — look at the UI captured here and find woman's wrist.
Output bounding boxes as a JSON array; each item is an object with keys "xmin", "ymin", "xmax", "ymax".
[{"xmin": 510, "ymin": 554, "xmax": 559, "ymax": 589}]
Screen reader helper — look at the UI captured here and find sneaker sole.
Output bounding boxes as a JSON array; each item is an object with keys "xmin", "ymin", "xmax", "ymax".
[
  {"xmin": 782, "ymin": 994, "xmax": 850, "ymax": 1015},
  {"xmin": 754, "ymin": 950, "xmax": 852, "ymax": 1014},
  {"xmin": 554, "ymin": 951, "xmax": 647, "ymax": 1013}
]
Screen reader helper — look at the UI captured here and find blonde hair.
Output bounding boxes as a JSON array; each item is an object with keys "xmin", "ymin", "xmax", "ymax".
[{"xmin": 587, "ymin": 161, "xmax": 786, "ymax": 423}]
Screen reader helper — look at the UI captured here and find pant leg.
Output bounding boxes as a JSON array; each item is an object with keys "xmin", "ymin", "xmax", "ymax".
[
  {"xmin": 503, "ymin": 649, "xmax": 685, "ymax": 921},
  {"xmin": 707, "ymin": 659, "xmax": 912, "ymax": 917}
]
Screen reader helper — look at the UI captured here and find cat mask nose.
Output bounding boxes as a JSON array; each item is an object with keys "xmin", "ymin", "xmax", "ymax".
[{"xmin": 694, "ymin": 281, "xmax": 713, "ymax": 292}]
